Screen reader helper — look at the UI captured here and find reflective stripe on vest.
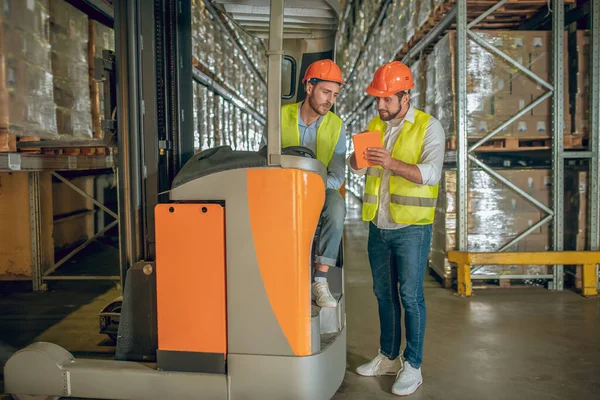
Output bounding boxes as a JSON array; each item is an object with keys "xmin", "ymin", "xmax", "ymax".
[
  {"xmin": 280, "ymin": 102, "xmax": 342, "ymax": 167},
  {"xmin": 361, "ymin": 109, "xmax": 439, "ymax": 225}
]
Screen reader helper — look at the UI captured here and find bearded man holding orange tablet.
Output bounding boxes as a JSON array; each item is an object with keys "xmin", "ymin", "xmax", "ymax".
[{"xmin": 347, "ymin": 61, "xmax": 445, "ymax": 396}]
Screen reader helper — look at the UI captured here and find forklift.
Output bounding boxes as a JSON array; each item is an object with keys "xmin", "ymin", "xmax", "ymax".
[{"xmin": 3, "ymin": 0, "xmax": 346, "ymax": 399}]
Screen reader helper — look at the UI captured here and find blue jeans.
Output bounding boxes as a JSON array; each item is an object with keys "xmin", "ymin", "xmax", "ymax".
[
  {"xmin": 315, "ymin": 189, "xmax": 346, "ymax": 267},
  {"xmin": 368, "ymin": 222, "xmax": 432, "ymax": 368}
]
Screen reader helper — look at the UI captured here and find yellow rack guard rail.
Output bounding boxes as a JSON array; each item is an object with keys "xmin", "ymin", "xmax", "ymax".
[{"xmin": 447, "ymin": 251, "xmax": 600, "ymax": 297}]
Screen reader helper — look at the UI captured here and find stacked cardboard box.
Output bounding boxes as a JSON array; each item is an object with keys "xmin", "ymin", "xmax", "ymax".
[
  {"xmin": 50, "ymin": 0, "xmax": 93, "ymax": 138},
  {"xmin": 410, "ymin": 58, "xmax": 424, "ymax": 110},
  {"xmin": 431, "ymin": 168, "xmax": 588, "ymax": 281},
  {"xmin": 0, "ymin": 0, "xmax": 58, "ymax": 146},
  {"xmin": 431, "ymin": 168, "xmax": 551, "ymax": 280},
  {"xmin": 425, "ymin": 31, "xmax": 570, "ymax": 140},
  {"xmin": 571, "ymin": 30, "xmax": 589, "ymax": 136}
]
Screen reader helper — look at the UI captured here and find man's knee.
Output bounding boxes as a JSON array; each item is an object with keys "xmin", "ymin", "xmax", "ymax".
[{"xmin": 325, "ymin": 189, "xmax": 346, "ymax": 222}]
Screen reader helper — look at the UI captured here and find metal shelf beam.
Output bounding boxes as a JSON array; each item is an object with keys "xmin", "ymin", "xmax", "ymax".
[
  {"xmin": 65, "ymin": 0, "xmax": 114, "ymax": 28},
  {"xmin": 0, "ymin": 153, "xmax": 115, "ymax": 172}
]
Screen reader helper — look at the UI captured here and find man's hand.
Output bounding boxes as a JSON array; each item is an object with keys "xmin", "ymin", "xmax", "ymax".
[
  {"xmin": 365, "ymin": 148, "xmax": 395, "ymax": 170},
  {"xmin": 365, "ymin": 147, "xmax": 424, "ymax": 184}
]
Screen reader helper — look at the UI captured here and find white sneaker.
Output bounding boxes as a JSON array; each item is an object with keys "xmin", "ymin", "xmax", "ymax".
[
  {"xmin": 312, "ymin": 278, "xmax": 337, "ymax": 308},
  {"xmin": 392, "ymin": 362, "xmax": 422, "ymax": 396},
  {"xmin": 356, "ymin": 350, "xmax": 402, "ymax": 377}
]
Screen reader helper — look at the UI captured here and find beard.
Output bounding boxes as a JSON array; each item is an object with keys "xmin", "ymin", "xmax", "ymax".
[
  {"xmin": 378, "ymin": 107, "xmax": 402, "ymax": 121},
  {"xmin": 308, "ymin": 95, "xmax": 332, "ymax": 116}
]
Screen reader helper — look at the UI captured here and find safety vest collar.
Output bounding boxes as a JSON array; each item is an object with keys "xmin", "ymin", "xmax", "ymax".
[{"xmin": 280, "ymin": 102, "xmax": 342, "ymax": 167}]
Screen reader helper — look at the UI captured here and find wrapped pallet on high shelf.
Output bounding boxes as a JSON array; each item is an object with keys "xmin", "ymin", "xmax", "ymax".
[
  {"xmin": 430, "ymin": 168, "xmax": 588, "ymax": 287},
  {"xmin": 425, "ymin": 30, "xmax": 572, "ymax": 151},
  {"xmin": 0, "ymin": 0, "xmax": 58, "ymax": 152},
  {"xmin": 89, "ymin": 20, "xmax": 114, "ymax": 139},
  {"xmin": 410, "ymin": 58, "xmax": 424, "ymax": 109},
  {"xmin": 337, "ymin": 0, "xmax": 381, "ymax": 77},
  {"xmin": 49, "ymin": 0, "xmax": 93, "ymax": 139}
]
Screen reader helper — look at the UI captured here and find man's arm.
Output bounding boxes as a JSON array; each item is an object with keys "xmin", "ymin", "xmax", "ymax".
[
  {"xmin": 365, "ymin": 119, "xmax": 445, "ymax": 185},
  {"xmin": 326, "ymin": 126, "xmax": 347, "ymax": 190}
]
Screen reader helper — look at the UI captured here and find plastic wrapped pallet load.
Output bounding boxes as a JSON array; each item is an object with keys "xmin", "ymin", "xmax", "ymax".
[
  {"xmin": 430, "ymin": 168, "xmax": 587, "ymax": 284},
  {"xmin": 425, "ymin": 30, "xmax": 571, "ymax": 145},
  {"xmin": 89, "ymin": 20, "xmax": 114, "ymax": 138},
  {"xmin": 0, "ymin": 0, "xmax": 58, "ymax": 150},
  {"xmin": 49, "ymin": 0, "xmax": 93, "ymax": 139}
]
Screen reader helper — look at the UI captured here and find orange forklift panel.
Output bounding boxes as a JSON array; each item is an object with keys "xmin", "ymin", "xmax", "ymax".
[
  {"xmin": 155, "ymin": 203, "xmax": 227, "ymax": 356},
  {"xmin": 247, "ymin": 169, "xmax": 325, "ymax": 356}
]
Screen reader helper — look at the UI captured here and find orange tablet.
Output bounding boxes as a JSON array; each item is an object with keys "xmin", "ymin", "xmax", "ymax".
[{"xmin": 352, "ymin": 131, "xmax": 383, "ymax": 169}]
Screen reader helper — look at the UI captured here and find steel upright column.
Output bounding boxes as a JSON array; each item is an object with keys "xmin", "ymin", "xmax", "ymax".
[
  {"xmin": 590, "ymin": 0, "xmax": 600, "ymax": 287},
  {"xmin": 115, "ymin": 0, "xmax": 144, "ymax": 285},
  {"xmin": 456, "ymin": 0, "xmax": 468, "ymax": 252},
  {"xmin": 552, "ymin": 0, "xmax": 565, "ymax": 290},
  {"xmin": 266, "ymin": 0, "xmax": 284, "ymax": 165},
  {"xmin": 174, "ymin": 0, "xmax": 194, "ymax": 170},
  {"xmin": 28, "ymin": 172, "xmax": 43, "ymax": 292}
]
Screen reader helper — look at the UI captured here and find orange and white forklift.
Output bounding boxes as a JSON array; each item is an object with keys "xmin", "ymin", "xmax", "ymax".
[{"xmin": 3, "ymin": 0, "xmax": 346, "ymax": 399}]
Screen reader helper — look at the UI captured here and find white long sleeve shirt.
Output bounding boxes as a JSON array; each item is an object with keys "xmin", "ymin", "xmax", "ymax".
[{"xmin": 347, "ymin": 104, "xmax": 446, "ymax": 230}]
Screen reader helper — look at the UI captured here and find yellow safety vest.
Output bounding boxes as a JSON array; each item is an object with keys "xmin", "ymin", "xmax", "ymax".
[
  {"xmin": 281, "ymin": 102, "xmax": 342, "ymax": 167},
  {"xmin": 362, "ymin": 109, "xmax": 438, "ymax": 225}
]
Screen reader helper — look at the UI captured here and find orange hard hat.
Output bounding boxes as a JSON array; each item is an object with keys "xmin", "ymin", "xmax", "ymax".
[
  {"xmin": 366, "ymin": 61, "xmax": 414, "ymax": 97},
  {"xmin": 302, "ymin": 59, "xmax": 346, "ymax": 86}
]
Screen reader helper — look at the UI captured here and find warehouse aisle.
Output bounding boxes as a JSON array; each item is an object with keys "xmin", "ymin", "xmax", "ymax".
[
  {"xmin": 334, "ymin": 195, "xmax": 600, "ymax": 400},
  {"xmin": 1, "ymin": 197, "xmax": 599, "ymax": 399}
]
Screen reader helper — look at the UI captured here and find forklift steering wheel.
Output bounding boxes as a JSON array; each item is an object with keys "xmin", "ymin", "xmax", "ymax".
[{"xmin": 283, "ymin": 146, "xmax": 316, "ymax": 159}]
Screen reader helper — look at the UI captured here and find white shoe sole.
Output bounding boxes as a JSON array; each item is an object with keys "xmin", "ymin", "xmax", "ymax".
[
  {"xmin": 392, "ymin": 376, "xmax": 423, "ymax": 396},
  {"xmin": 356, "ymin": 369, "xmax": 398, "ymax": 377},
  {"xmin": 316, "ymin": 301, "xmax": 337, "ymax": 308}
]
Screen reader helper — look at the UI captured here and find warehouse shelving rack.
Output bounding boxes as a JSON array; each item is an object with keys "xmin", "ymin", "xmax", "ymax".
[
  {"xmin": 0, "ymin": 0, "xmax": 121, "ymax": 291},
  {"xmin": 340, "ymin": 0, "xmax": 599, "ymax": 295},
  {"xmin": 454, "ymin": 0, "xmax": 599, "ymax": 295},
  {"xmin": 191, "ymin": 0, "xmax": 268, "ymax": 151}
]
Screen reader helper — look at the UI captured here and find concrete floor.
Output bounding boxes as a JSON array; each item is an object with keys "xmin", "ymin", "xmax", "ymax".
[{"xmin": 1, "ymin": 198, "xmax": 599, "ymax": 399}]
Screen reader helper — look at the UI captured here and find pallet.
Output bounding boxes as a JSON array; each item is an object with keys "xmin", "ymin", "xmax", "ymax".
[
  {"xmin": 0, "ymin": 129, "xmax": 17, "ymax": 152},
  {"xmin": 0, "ymin": 133, "xmax": 113, "ymax": 156},
  {"xmin": 428, "ymin": 264, "xmax": 454, "ymax": 289},
  {"xmin": 565, "ymin": 265, "xmax": 583, "ymax": 290},
  {"xmin": 445, "ymin": 134, "xmax": 586, "ymax": 152},
  {"xmin": 471, "ymin": 277, "xmax": 550, "ymax": 289},
  {"xmin": 39, "ymin": 147, "xmax": 111, "ymax": 156}
]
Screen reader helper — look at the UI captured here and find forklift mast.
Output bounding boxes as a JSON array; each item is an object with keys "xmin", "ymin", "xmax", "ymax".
[{"xmin": 115, "ymin": 0, "xmax": 195, "ymax": 282}]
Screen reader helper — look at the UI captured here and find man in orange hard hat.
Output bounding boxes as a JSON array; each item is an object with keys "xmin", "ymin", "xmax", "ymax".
[
  {"xmin": 348, "ymin": 61, "xmax": 445, "ymax": 396},
  {"xmin": 263, "ymin": 59, "xmax": 347, "ymax": 308}
]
